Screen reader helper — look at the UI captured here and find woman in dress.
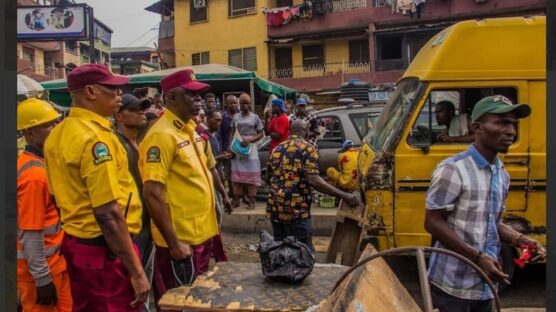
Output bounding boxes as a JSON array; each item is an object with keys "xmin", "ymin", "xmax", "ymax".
[{"xmin": 230, "ymin": 93, "xmax": 264, "ymax": 210}]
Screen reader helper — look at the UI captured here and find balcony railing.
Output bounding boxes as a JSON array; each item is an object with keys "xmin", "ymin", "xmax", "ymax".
[
  {"xmin": 312, "ymin": 0, "xmax": 367, "ymax": 14},
  {"xmin": 271, "ymin": 62, "xmax": 369, "ymax": 79}
]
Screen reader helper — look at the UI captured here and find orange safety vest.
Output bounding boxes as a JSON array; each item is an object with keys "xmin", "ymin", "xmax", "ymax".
[{"xmin": 17, "ymin": 151, "xmax": 66, "ymax": 281}]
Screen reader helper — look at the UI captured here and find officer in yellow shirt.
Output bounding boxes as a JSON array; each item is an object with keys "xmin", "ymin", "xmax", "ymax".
[
  {"xmin": 43, "ymin": 64, "xmax": 149, "ymax": 312},
  {"xmin": 140, "ymin": 69, "xmax": 220, "ymax": 307},
  {"xmin": 326, "ymin": 140, "xmax": 360, "ymax": 192}
]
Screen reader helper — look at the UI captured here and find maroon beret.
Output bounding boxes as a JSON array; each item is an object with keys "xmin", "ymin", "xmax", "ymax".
[
  {"xmin": 160, "ymin": 69, "xmax": 210, "ymax": 93},
  {"xmin": 67, "ymin": 64, "xmax": 129, "ymax": 92}
]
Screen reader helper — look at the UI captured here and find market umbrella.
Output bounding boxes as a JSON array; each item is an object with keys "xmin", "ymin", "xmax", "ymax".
[{"xmin": 17, "ymin": 74, "xmax": 45, "ymax": 100}]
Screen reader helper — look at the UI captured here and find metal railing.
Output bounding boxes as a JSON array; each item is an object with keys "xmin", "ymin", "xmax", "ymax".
[
  {"xmin": 313, "ymin": 0, "xmax": 367, "ymax": 13},
  {"xmin": 332, "ymin": 0, "xmax": 367, "ymax": 12},
  {"xmin": 270, "ymin": 62, "xmax": 369, "ymax": 79}
]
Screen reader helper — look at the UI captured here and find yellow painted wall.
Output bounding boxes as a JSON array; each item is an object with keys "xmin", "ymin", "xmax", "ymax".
[
  {"xmin": 174, "ymin": 0, "xmax": 269, "ymax": 78},
  {"xmin": 63, "ymin": 48, "xmax": 81, "ymax": 67},
  {"xmin": 286, "ymin": 39, "xmax": 350, "ymax": 68},
  {"xmin": 270, "ymin": 39, "xmax": 365, "ymax": 78},
  {"xmin": 291, "ymin": 44, "xmax": 304, "ymax": 67},
  {"xmin": 34, "ymin": 49, "xmax": 45, "ymax": 75},
  {"xmin": 325, "ymin": 39, "xmax": 349, "ymax": 64}
]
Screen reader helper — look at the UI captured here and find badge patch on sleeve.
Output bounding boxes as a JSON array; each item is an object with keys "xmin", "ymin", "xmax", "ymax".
[
  {"xmin": 92, "ymin": 142, "xmax": 113, "ymax": 165},
  {"xmin": 147, "ymin": 146, "xmax": 161, "ymax": 163}
]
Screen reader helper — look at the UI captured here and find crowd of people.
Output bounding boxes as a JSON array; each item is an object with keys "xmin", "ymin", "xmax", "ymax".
[
  {"xmin": 16, "ymin": 63, "xmax": 547, "ymax": 312},
  {"xmin": 16, "ymin": 64, "xmax": 358, "ymax": 312}
]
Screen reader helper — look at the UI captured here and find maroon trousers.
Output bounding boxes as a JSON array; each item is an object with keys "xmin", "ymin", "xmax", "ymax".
[
  {"xmin": 62, "ymin": 235, "xmax": 142, "ymax": 312},
  {"xmin": 153, "ymin": 236, "xmax": 227, "ymax": 312}
]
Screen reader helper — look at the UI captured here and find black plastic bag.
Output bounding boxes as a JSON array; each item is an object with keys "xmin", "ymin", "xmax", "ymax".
[{"xmin": 257, "ymin": 230, "xmax": 316, "ymax": 284}]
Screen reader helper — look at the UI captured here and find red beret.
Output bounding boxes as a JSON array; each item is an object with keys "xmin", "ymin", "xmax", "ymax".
[
  {"xmin": 160, "ymin": 69, "xmax": 210, "ymax": 93},
  {"xmin": 67, "ymin": 64, "xmax": 129, "ymax": 92}
]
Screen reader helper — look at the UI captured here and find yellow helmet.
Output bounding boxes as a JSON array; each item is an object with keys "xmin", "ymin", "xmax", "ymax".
[{"xmin": 17, "ymin": 98, "xmax": 61, "ymax": 131}]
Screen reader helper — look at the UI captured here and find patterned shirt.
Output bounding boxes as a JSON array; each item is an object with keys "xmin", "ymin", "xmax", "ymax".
[
  {"xmin": 426, "ymin": 144, "xmax": 509, "ymax": 300},
  {"xmin": 266, "ymin": 135, "xmax": 320, "ymax": 223}
]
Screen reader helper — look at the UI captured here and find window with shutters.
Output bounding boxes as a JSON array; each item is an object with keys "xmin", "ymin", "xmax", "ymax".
[
  {"xmin": 228, "ymin": 0, "xmax": 256, "ymax": 17},
  {"xmin": 65, "ymin": 41, "xmax": 79, "ymax": 54},
  {"xmin": 302, "ymin": 44, "xmax": 324, "ymax": 70},
  {"xmin": 228, "ymin": 49, "xmax": 243, "ymax": 68},
  {"xmin": 192, "ymin": 52, "xmax": 210, "ymax": 65},
  {"xmin": 242, "ymin": 47, "xmax": 257, "ymax": 71},
  {"xmin": 349, "ymin": 39, "xmax": 369, "ymax": 65},
  {"xmin": 190, "ymin": 0, "xmax": 208, "ymax": 23},
  {"xmin": 228, "ymin": 47, "xmax": 257, "ymax": 71},
  {"xmin": 22, "ymin": 47, "xmax": 35, "ymax": 68}
]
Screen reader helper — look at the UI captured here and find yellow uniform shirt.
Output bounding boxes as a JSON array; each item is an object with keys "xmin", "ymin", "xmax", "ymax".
[
  {"xmin": 326, "ymin": 148, "xmax": 360, "ymax": 191},
  {"xmin": 44, "ymin": 107, "xmax": 143, "ymax": 238},
  {"xmin": 139, "ymin": 110, "xmax": 218, "ymax": 247}
]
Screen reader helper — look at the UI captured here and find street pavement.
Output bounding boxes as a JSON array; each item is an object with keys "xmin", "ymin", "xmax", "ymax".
[{"xmin": 221, "ymin": 231, "xmax": 546, "ymax": 310}]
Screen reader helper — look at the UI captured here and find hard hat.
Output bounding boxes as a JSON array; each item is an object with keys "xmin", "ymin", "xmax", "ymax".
[{"xmin": 17, "ymin": 98, "xmax": 61, "ymax": 131}]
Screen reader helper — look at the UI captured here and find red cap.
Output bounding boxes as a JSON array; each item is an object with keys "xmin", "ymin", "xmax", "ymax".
[
  {"xmin": 160, "ymin": 69, "xmax": 210, "ymax": 93},
  {"xmin": 67, "ymin": 64, "xmax": 130, "ymax": 92}
]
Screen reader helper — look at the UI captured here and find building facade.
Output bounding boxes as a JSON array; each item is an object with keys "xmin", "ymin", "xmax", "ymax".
[
  {"xmin": 110, "ymin": 47, "xmax": 160, "ymax": 74},
  {"xmin": 266, "ymin": 0, "xmax": 546, "ymax": 93},
  {"xmin": 147, "ymin": 0, "xmax": 270, "ymax": 78},
  {"xmin": 148, "ymin": 0, "xmax": 545, "ymax": 93},
  {"xmin": 17, "ymin": 0, "xmax": 113, "ymax": 81}
]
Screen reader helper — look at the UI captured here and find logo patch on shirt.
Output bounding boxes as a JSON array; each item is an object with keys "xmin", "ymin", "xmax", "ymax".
[
  {"xmin": 177, "ymin": 140, "xmax": 190, "ymax": 149},
  {"xmin": 195, "ymin": 137, "xmax": 204, "ymax": 142},
  {"xmin": 92, "ymin": 142, "xmax": 112, "ymax": 165},
  {"xmin": 173, "ymin": 120, "xmax": 184, "ymax": 129},
  {"xmin": 146, "ymin": 146, "xmax": 161, "ymax": 163}
]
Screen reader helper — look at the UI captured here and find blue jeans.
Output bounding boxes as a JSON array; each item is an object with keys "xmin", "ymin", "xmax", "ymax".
[{"xmin": 271, "ymin": 217, "xmax": 314, "ymax": 252}]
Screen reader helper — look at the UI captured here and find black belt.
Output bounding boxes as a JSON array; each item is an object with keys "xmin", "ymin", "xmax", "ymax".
[
  {"xmin": 67, "ymin": 234, "xmax": 135, "ymax": 246},
  {"xmin": 66, "ymin": 234, "xmax": 109, "ymax": 247}
]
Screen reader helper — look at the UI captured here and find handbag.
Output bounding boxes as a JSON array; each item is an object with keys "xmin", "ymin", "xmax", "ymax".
[
  {"xmin": 230, "ymin": 137, "xmax": 251, "ymax": 157},
  {"xmin": 230, "ymin": 126, "xmax": 252, "ymax": 157}
]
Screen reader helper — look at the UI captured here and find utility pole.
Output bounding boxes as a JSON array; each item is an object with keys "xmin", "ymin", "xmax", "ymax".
[{"xmin": 87, "ymin": 6, "xmax": 95, "ymax": 64}]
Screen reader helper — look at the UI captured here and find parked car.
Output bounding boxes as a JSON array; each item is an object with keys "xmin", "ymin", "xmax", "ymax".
[{"xmin": 258, "ymin": 102, "xmax": 385, "ymax": 177}]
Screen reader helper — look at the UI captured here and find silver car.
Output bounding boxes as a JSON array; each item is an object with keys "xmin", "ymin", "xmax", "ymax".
[{"xmin": 258, "ymin": 103, "xmax": 384, "ymax": 176}]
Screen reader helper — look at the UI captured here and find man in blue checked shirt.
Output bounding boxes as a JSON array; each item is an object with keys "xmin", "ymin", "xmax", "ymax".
[{"xmin": 424, "ymin": 95, "xmax": 545, "ymax": 312}]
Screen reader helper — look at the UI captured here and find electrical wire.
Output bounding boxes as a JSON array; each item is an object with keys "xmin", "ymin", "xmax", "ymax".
[{"xmin": 124, "ymin": 22, "xmax": 160, "ymax": 46}]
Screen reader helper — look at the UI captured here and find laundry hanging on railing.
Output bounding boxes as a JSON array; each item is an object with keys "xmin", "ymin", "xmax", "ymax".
[
  {"xmin": 396, "ymin": 0, "xmax": 425, "ymax": 18},
  {"xmin": 262, "ymin": 1, "xmax": 313, "ymax": 27}
]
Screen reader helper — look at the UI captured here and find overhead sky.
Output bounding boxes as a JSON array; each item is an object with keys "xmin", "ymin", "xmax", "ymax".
[{"xmin": 75, "ymin": 0, "xmax": 161, "ymax": 48}]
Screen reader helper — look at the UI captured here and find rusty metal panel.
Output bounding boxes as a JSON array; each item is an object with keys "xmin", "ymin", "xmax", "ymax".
[{"xmin": 159, "ymin": 262, "xmax": 348, "ymax": 311}]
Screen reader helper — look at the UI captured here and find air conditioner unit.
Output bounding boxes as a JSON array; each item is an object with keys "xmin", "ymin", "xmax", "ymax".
[{"xmin": 193, "ymin": 0, "xmax": 206, "ymax": 9}]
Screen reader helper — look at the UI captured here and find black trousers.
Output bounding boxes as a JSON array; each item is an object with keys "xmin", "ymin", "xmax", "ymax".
[
  {"xmin": 430, "ymin": 283, "xmax": 493, "ymax": 312},
  {"xmin": 271, "ymin": 217, "xmax": 315, "ymax": 252}
]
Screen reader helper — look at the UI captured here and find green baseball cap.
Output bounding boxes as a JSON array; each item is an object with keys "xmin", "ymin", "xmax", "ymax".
[{"xmin": 471, "ymin": 95, "xmax": 531, "ymax": 122}]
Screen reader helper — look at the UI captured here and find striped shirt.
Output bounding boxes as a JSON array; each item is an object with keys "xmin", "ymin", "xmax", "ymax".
[{"xmin": 426, "ymin": 144, "xmax": 509, "ymax": 300}]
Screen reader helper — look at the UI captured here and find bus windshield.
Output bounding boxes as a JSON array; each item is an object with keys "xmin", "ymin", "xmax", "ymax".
[{"xmin": 363, "ymin": 78, "xmax": 423, "ymax": 152}]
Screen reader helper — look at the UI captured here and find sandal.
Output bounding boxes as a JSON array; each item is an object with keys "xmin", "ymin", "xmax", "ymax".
[{"xmin": 246, "ymin": 201, "xmax": 255, "ymax": 210}]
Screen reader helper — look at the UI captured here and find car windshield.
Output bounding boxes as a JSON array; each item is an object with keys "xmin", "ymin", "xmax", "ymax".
[
  {"xmin": 363, "ymin": 78, "xmax": 423, "ymax": 152},
  {"xmin": 350, "ymin": 112, "xmax": 381, "ymax": 140}
]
